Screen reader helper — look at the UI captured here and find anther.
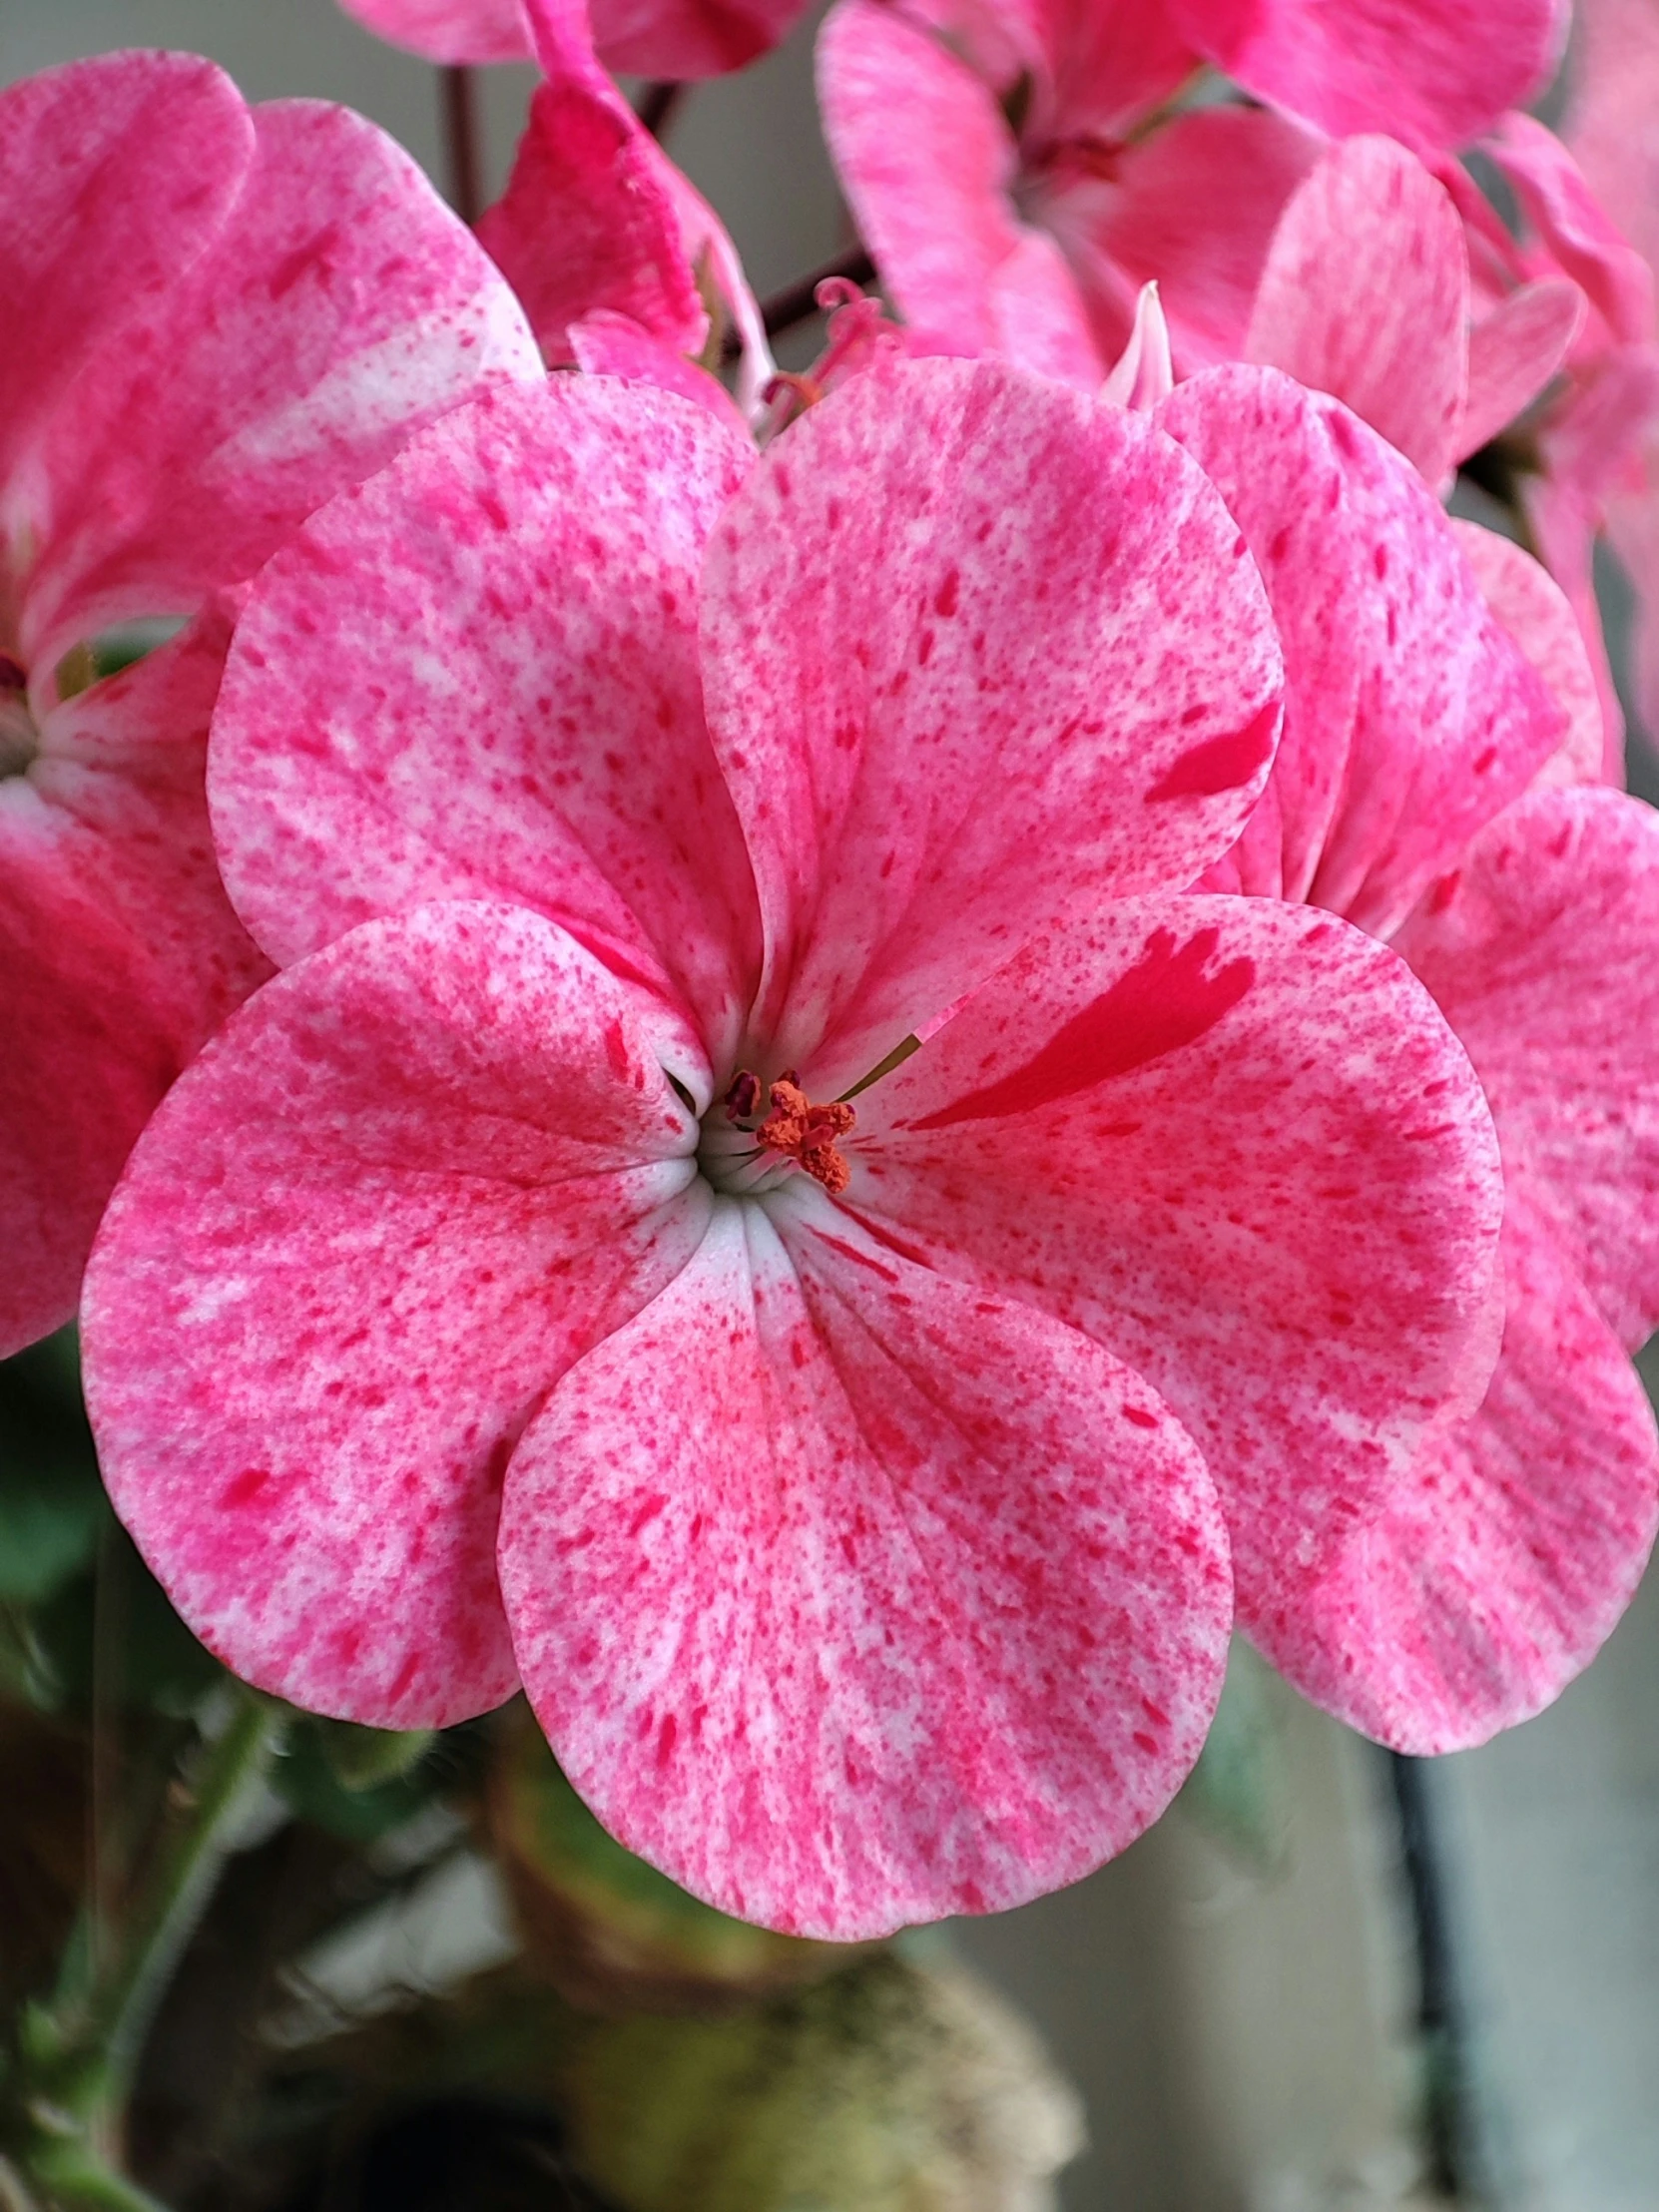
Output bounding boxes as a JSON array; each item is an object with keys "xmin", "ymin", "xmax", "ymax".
[{"xmin": 755, "ymin": 1079, "xmax": 856, "ymax": 1196}]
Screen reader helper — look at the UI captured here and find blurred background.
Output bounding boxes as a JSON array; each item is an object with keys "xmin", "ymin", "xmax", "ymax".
[{"xmin": 3, "ymin": 5, "xmax": 1658, "ymax": 2206}]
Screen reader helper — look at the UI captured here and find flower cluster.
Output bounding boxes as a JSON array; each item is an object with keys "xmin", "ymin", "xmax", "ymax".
[{"xmin": 5, "ymin": 0, "xmax": 1659, "ymax": 1944}]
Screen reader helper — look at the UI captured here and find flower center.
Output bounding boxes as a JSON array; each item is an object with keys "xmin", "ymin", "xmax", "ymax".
[
  {"xmin": 0, "ymin": 654, "xmax": 35, "ymax": 780},
  {"xmin": 697, "ymin": 1069, "xmax": 856, "ymax": 1199}
]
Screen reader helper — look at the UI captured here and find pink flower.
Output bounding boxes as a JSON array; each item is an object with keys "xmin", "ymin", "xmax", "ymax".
[
  {"xmin": 475, "ymin": 0, "xmax": 773, "ymax": 420},
  {"xmin": 337, "ymin": 0, "xmax": 813, "ymax": 81},
  {"xmin": 0, "ymin": 53, "xmax": 541, "ymax": 1361},
  {"xmin": 84, "ymin": 361, "xmax": 1506, "ymax": 1936},
  {"xmin": 1161, "ymin": 362, "xmax": 1659, "ymax": 1745},
  {"xmin": 818, "ymin": 0, "xmax": 1564, "ymax": 388}
]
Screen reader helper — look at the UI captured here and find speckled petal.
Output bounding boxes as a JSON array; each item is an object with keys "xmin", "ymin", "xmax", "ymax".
[
  {"xmin": 82, "ymin": 901, "xmax": 709, "ymax": 1728},
  {"xmin": 1172, "ymin": 0, "xmax": 1566, "ymax": 153},
  {"xmin": 1162, "ymin": 366, "xmax": 1565, "ymax": 932},
  {"xmin": 817, "ymin": 0, "xmax": 1102, "ymax": 386},
  {"xmin": 20, "ymin": 99, "xmax": 538, "ymax": 669},
  {"xmin": 1394, "ymin": 784, "xmax": 1659, "ymax": 1351},
  {"xmin": 1244, "ymin": 136, "xmax": 1468, "ymax": 488},
  {"xmin": 499, "ymin": 1196, "xmax": 1231, "ymax": 1939},
  {"xmin": 699, "ymin": 354, "xmax": 1284, "ymax": 1092},
  {"xmin": 0, "ymin": 53, "xmax": 251, "ymax": 493},
  {"xmin": 0, "ymin": 610, "xmax": 272, "ymax": 1358},
  {"xmin": 210, "ymin": 377, "xmax": 761, "ymax": 1067},
  {"xmin": 846, "ymin": 895, "xmax": 1505, "ymax": 1629},
  {"xmin": 1260, "ymin": 1194, "xmax": 1659, "ymax": 1751}
]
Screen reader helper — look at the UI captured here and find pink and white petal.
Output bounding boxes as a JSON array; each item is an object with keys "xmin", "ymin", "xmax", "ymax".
[
  {"xmin": 336, "ymin": 0, "xmax": 534, "ymax": 59},
  {"xmin": 211, "ymin": 377, "xmax": 760, "ymax": 1069},
  {"xmin": 595, "ymin": 0, "xmax": 814, "ymax": 79},
  {"xmin": 846, "ymin": 895, "xmax": 1505, "ymax": 1621},
  {"xmin": 499, "ymin": 1197, "xmax": 1231, "ymax": 1938},
  {"xmin": 1244, "ymin": 137, "xmax": 1468, "ymax": 490},
  {"xmin": 0, "ymin": 612, "xmax": 272, "ymax": 1358},
  {"xmin": 478, "ymin": 0, "xmax": 708, "ymax": 367},
  {"xmin": 818, "ymin": 0, "xmax": 1101, "ymax": 385},
  {"xmin": 1161, "ymin": 368, "xmax": 1365, "ymax": 902},
  {"xmin": 1394, "ymin": 783, "xmax": 1659, "ymax": 1350},
  {"xmin": 1162, "ymin": 368, "xmax": 1565, "ymax": 933},
  {"xmin": 570, "ymin": 312, "xmax": 748, "ymax": 429},
  {"xmin": 0, "ymin": 54, "xmax": 251, "ymax": 494},
  {"xmin": 1090, "ymin": 106, "xmax": 1324, "ymax": 375},
  {"xmin": 1459, "ymin": 278, "xmax": 1584, "ymax": 459},
  {"xmin": 20, "ymin": 100, "xmax": 539, "ymax": 669},
  {"xmin": 1173, "ymin": 0, "xmax": 1565, "ymax": 153},
  {"xmin": 1260, "ymin": 1196, "xmax": 1659, "ymax": 1752},
  {"xmin": 82, "ymin": 901, "xmax": 709, "ymax": 1729},
  {"xmin": 1448, "ymin": 519, "xmax": 1603, "ymax": 787},
  {"xmin": 700, "ymin": 354, "xmax": 1284, "ymax": 1092}
]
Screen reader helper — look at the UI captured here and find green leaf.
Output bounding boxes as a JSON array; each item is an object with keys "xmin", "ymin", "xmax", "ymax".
[{"xmin": 273, "ymin": 1719, "xmax": 445, "ymax": 1844}]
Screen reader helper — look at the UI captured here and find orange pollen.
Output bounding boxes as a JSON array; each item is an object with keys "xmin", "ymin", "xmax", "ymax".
[{"xmin": 754, "ymin": 1078, "xmax": 856, "ymax": 1195}]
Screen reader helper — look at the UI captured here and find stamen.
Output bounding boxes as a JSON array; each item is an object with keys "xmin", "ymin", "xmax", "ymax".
[{"xmin": 755, "ymin": 1078, "xmax": 856, "ymax": 1196}]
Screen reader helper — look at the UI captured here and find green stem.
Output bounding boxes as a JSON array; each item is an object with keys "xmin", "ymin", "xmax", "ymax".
[
  {"xmin": 13, "ymin": 1690, "xmax": 284, "ymax": 2206},
  {"xmin": 90, "ymin": 1692, "xmax": 281, "ymax": 2108}
]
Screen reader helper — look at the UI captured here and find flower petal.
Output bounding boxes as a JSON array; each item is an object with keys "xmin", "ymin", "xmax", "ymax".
[
  {"xmin": 1095, "ymin": 105, "xmax": 1324, "ymax": 374},
  {"xmin": 210, "ymin": 377, "xmax": 761, "ymax": 1067},
  {"xmin": 699, "ymin": 354, "xmax": 1284, "ymax": 1091},
  {"xmin": 0, "ymin": 611, "xmax": 272, "ymax": 1358},
  {"xmin": 1394, "ymin": 784, "xmax": 1659, "ymax": 1350},
  {"xmin": 1459, "ymin": 278, "xmax": 1584, "ymax": 459},
  {"xmin": 1449, "ymin": 518, "xmax": 1604, "ymax": 788},
  {"xmin": 82, "ymin": 901, "xmax": 709, "ymax": 1727},
  {"xmin": 845, "ymin": 894, "xmax": 1505, "ymax": 1625},
  {"xmin": 337, "ymin": 0, "xmax": 535, "ymax": 62},
  {"xmin": 0, "ymin": 53, "xmax": 252, "ymax": 493},
  {"xmin": 19, "ymin": 98, "xmax": 538, "ymax": 669},
  {"xmin": 1260, "ymin": 1195, "xmax": 1659, "ymax": 1751},
  {"xmin": 477, "ymin": 0, "xmax": 709, "ymax": 366},
  {"xmin": 499, "ymin": 1196, "xmax": 1231, "ymax": 1938},
  {"xmin": 818, "ymin": 0, "xmax": 1102, "ymax": 387},
  {"xmin": 594, "ymin": 0, "xmax": 815, "ymax": 78},
  {"xmin": 1172, "ymin": 0, "xmax": 1566, "ymax": 153},
  {"xmin": 1161, "ymin": 366, "xmax": 1566, "ymax": 932},
  {"xmin": 1244, "ymin": 136, "xmax": 1468, "ymax": 489}
]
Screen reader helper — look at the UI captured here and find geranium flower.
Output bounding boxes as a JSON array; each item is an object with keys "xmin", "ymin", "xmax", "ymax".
[
  {"xmin": 1159, "ymin": 361, "xmax": 1659, "ymax": 1745},
  {"xmin": 818, "ymin": 0, "xmax": 1565, "ymax": 388},
  {"xmin": 83, "ymin": 361, "xmax": 1506, "ymax": 1937},
  {"xmin": 338, "ymin": 0, "xmax": 812, "ymax": 80},
  {"xmin": 0, "ymin": 53, "xmax": 541, "ymax": 1359}
]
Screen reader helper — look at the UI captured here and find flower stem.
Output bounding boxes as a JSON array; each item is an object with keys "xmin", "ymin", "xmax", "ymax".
[{"xmin": 11, "ymin": 1690, "xmax": 283, "ymax": 2206}]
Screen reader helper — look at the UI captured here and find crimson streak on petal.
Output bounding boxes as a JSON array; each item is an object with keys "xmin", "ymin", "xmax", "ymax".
[{"xmin": 908, "ymin": 928, "xmax": 1255, "ymax": 1130}]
